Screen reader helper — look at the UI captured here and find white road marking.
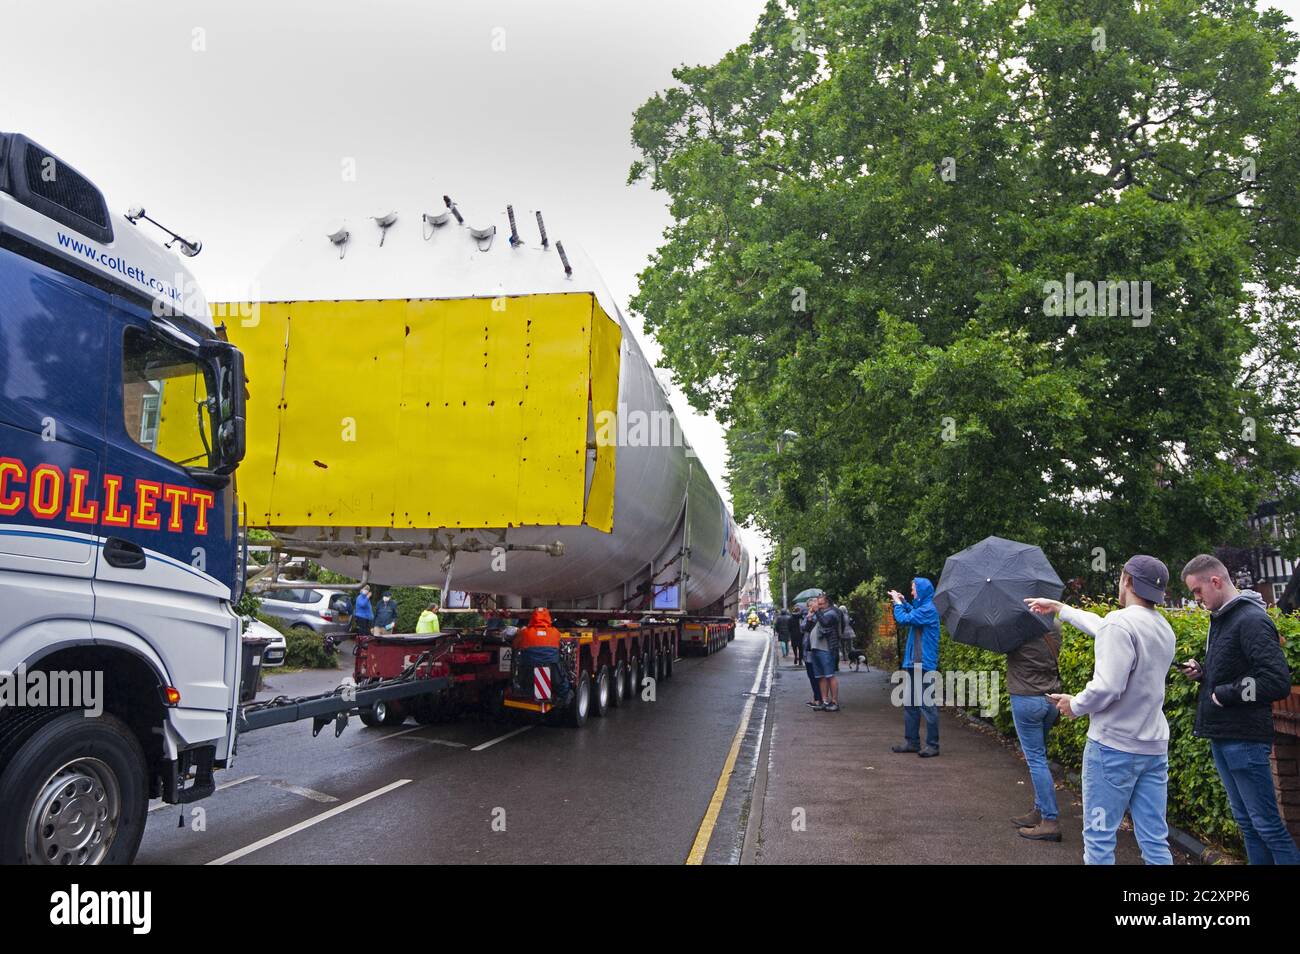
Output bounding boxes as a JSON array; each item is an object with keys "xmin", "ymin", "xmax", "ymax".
[
  {"xmin": 272, "ymin": 781, "xmax": 339, "ymax": 803},
  {"xmin": 403, "ymin": 737, "xmax": 468, "ymax": 748},
  {"xmin": 345, "ymin": 724, "xmax": 429, "ymax": 749},
  {"xmin": 206, "ymin": 779, "xmax": 413, "ymax": 865},
  {"xmin": 147, "ymin": 774, "xmax": 260, "ymax": 813},
  {"xmin": 470, "ymin": 725, "xmax": 533, "ymax": 751}
]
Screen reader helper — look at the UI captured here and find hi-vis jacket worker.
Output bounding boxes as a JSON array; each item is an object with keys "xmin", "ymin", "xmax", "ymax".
[
  {"xmin": 513, "ymin": 608, "xmax": 570, "ymax": 702},
  {"xmin": 416, "ymin": 602, "xmax": 441, "ymax": 634}
]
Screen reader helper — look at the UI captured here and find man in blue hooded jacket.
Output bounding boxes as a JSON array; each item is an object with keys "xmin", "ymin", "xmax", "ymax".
[{"xmin": 889, "ymin": 577, "xmax": 941, "ymax": 757}]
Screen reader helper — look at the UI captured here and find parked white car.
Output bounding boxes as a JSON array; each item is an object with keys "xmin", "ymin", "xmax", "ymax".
[{"xmin": 242, "ymin": 616, "xmax": 287, "ymax": 667}]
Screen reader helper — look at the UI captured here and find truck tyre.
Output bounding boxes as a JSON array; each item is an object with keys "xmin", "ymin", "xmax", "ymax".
[
  {"xmin": 664, "ymin": 647, "xmax": 674, "ymax": 679},
  {"xmin": 626, "ymin": 656, "xmax": 641, "ymax": 703},
  {"xmin": 654, "ymin": 650, "xmax": 665, "ymax": 682},
  {"xmin": 609, "ymin": 661, "xmax": 626, "ymax": 707},
  {"xmin": 592, "ymin": 666, "xmax": 611, "ymax": 718},
  {"xmin": 0, "ymin": 710, "xmax": 147, "ymax": 865},
  {"xmin": 566, "ymin": 670, "xmax": 591, "ymax": 727},
  {"xmin": 360, "ymin": 699, "xmax": 404, "ymax": 728}
]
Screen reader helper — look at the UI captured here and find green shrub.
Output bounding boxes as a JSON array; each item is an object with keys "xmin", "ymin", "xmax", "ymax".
[
  {"xmin": 938, "ymin": 603, "xmax": 1300, "ymax": 854},
  {"xmin": 256, "ymin": 613, "xmax": 336, "ymax": 669}
]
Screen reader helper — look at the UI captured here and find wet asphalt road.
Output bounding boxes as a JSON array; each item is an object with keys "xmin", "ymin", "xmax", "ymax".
[{"xmin": 136, "ymin": 627, "xmax": 772, "ymax": 865}]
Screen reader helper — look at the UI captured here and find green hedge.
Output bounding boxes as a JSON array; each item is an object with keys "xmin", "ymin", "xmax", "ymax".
[{"xmin": 938, "ymin": 603, "xmax": 1300, "ymax": 854}]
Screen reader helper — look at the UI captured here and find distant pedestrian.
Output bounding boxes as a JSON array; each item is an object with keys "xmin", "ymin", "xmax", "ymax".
[
  {"xmin": 1026, "ymin": 555, "xmax": 1177, "ymax": 865},
  {"xmin": 890, "ymin": 578, "xmax": 941, "ymax": 757},
  {"xmin": 1007, "ymin": 618, "xmax": 1063, "ymax": 842},
  {"xmin": 802, "ymin": 593, "xmax": 842, "ymax": 712},
  {"xmin": 1180, "ymin": 554, "xmax": 1299, "ymax": 865},
  {"xmin": 791, "ymin": 602, "xmax": 807, "ymax": 668},
  {"xmin": 373, "ymin": 590, "xmax": 398, "ymax": 635},
  {"xmin": 794, "ymin": 602, "xmax": 820, "ymax": 706},
  {"xmin": 352, "ymin": 583, "xmax": 374, "ymax": 634},
  {"xmin": 774, "ymin": 607, "xmax": 792, "ymax": 658},
  {"xmin": 837, "ymin": 603, "xmax": 865, "ymax": 669}
]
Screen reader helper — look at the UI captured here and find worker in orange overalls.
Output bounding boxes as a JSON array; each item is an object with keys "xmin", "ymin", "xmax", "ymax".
[{"xmin": 513, "ymin": 608, "xmax": 571, "ymax": 703}]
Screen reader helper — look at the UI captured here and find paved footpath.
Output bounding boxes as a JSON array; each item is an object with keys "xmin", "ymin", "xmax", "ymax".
[{"xmin": 753, "ymin": 646, "xmax": 1150, "ymax": 864}]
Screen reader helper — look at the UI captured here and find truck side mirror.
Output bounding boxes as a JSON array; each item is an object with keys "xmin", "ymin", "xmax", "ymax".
[{"xmin": 210, "ymin": 343, "xmax": 246, "ymax": 474}]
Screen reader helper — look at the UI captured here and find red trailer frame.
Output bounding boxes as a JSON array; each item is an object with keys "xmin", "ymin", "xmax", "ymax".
[{"xmin": 351, "ymin": 613, "xmax": 736, "ymax": 729}]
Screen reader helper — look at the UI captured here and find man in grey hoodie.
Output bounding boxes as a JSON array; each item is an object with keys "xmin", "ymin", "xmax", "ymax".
[{"xmin": 1025, "ymin": 555, "xmax": 1177, "ymax": 864}]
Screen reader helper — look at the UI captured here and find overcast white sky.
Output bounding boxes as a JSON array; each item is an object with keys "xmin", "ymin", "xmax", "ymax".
[{"xmin": 4, "ymin": 0, "xmax": 1296, "ymax": 595}]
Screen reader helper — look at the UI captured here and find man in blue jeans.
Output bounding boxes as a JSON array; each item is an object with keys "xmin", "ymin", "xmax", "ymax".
[
  {"xmin": 1007, "ymin": 619, "xmax": 1063, "ymax": 841},
  {"xmin": 890, "ymin": 577, "xmax": 941, "ymax": 757},
  {"xmin": 1181, "ymin": 554, "xmax": 1299, "ymax": 864},
  {"xmin": 1027, "ymin": 556, "xmax": 1177, "ymax": 864}
]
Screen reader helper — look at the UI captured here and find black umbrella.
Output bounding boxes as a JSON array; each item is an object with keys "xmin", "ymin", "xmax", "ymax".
[{"xmin": 933, "ymin": 536, "xmax": 1064, "ymax": 653}]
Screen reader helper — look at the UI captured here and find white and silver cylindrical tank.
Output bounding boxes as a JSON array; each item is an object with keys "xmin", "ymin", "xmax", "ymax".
[{"xmin": 225, "ymin": 203, "xmax": 748, "ymax": 613}]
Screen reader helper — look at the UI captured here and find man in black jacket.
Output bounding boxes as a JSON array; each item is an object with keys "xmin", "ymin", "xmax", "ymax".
[{"xmin": 1180, "ymin": 554, "xmax": 1299, "ymax": 864}]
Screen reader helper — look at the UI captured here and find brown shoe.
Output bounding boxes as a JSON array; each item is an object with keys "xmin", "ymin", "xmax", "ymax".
[
  {"xmin": 1010, "ymin": 808, "xmax": 1041, "ymax": 829},
  {"xmin": 1017, "ymin": 818, "xmax": 1062, "ymax": 842}
]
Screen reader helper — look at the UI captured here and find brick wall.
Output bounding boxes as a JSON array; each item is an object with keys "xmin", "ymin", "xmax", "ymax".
[{"xmin": 1273, "ymin": 693, "xmax": 1300, "ymax": 842}]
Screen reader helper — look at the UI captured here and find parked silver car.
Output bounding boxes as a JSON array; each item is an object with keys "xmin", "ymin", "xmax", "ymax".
[{"xmin": 256, "ymin": 586, "xmax": 353, "ymax": 635}]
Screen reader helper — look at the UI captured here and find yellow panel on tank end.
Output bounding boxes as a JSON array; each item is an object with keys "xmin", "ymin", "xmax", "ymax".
[{"xmin": 220, "ymin": 293, "xmax": 613, "ymax": 530}]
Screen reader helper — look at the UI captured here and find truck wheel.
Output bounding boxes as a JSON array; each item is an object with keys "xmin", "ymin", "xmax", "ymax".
[
  {"xmin": 566, "ymin": 671, "xmax": 591, "ymax": 727},
  {"xmin": 626, "ymin": 656, "xmax": 641, "ymax": 703},
  {"xmin": 0, "ymin": 711, "xmax": 147, "ymax": 865},
  {"xmin": 654, "ymin": 650, "xmax": 665, "ymax": 682},
  {"xmin": 664, "ymin": 648, "xmax": 674, "ymax": 679},
  {"xmin": 591, "ymin": 666, "xmax": 611, "ymax": 718},
  {"xmin": 609, "ymin": 661, "xmax": 626, "ymax": 707}
]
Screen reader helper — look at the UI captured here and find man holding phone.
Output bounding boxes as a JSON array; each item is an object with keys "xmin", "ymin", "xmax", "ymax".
[{"xmin": 1180, "ymin": 554, "xmax": 1298, "ymax": 864}]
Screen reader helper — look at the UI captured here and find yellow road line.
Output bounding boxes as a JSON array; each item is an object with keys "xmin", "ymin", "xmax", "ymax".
[{"xmin": 685, "ymin": 635, "xmax": 771, "ymax": 865}]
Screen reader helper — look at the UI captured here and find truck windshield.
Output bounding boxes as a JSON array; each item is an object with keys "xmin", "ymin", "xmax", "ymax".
[{"xmin": 122, "ymin": 327, "xmax": 217, "ymax": 469}]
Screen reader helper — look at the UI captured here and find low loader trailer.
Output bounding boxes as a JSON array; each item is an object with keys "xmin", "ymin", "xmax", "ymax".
[{"xmin": 241, "ymin": 611, "xmax": 736, "ymax": 737}]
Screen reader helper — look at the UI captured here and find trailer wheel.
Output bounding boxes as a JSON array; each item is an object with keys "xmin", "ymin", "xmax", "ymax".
[
  {"xmin": 0, "ymin": 711, "xmax": 147, "ymax": 865},
  {"xmin": 609, "ymin": 661, "xmax": 627, "ymax": 707},
  {"xmin": 664, "ymin": 649, "xmax": 674, "ymax": 679},
  {"xmin": 566, "ymin": 671, "xmax": 591, "ymax": 727},
  {"xmin": 626, "ymin": 656, "xmax": 641, "ymax": 703},
  {"xmin": 360, "ymin": 699, "xmax": 404, "ymax": 728},
  {"xmin": 591, "ymin": 666, "xmax": 611, "ymax": 718},
  {"xmin": 654, "ymin": 650, "xmax": 665, "ymax": 682}
]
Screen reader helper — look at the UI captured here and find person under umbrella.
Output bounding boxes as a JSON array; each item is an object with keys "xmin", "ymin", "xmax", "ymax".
[
  {"xmin": 933, "ymin": 535, "xmax": 1067, "ymax": 837},
  {"xmin": 889, "ymin": 578, "xmax": 941, "ymax": 757}
]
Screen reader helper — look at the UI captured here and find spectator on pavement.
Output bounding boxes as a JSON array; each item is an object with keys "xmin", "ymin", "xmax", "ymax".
[
  {"xmin": 890, "ymin": 577, "xmax": 941, "ymax": 757},
  {"xmin": 1180, "ymin": 554, "xmax": 1299, "ymax": 864},
  {"xmin": 792, "ymin": 601, "xmax": 807, "ymax": 668},
  {"xmin": 1007, "ymin": 617, "xmax": 1064, "ymax": 842},
  {"xmin": 1026, "ymin": 555, "xmax": 1177, "ymax": 865},
  {"xmin": 802, "ymin": 593, "xmax": 842, "ymax": 712},
  {"xmin": 794, "ymin": 602, "xmax": 821, "ymax": 706},
  {"xmin": 774, "ymin": 606, "xmax": 792, "ymax": 658}
]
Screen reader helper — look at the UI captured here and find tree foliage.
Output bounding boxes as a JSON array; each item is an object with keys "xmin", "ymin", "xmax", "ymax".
[{"xmin": 630, "ymin": 0, "xmax": 1300, "ymax": 596}]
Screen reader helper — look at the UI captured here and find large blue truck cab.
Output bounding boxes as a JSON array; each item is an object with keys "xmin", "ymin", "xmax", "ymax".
[{"xmin": 0, "ymin": 133, "xmax": 246, "ymax": 864}]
